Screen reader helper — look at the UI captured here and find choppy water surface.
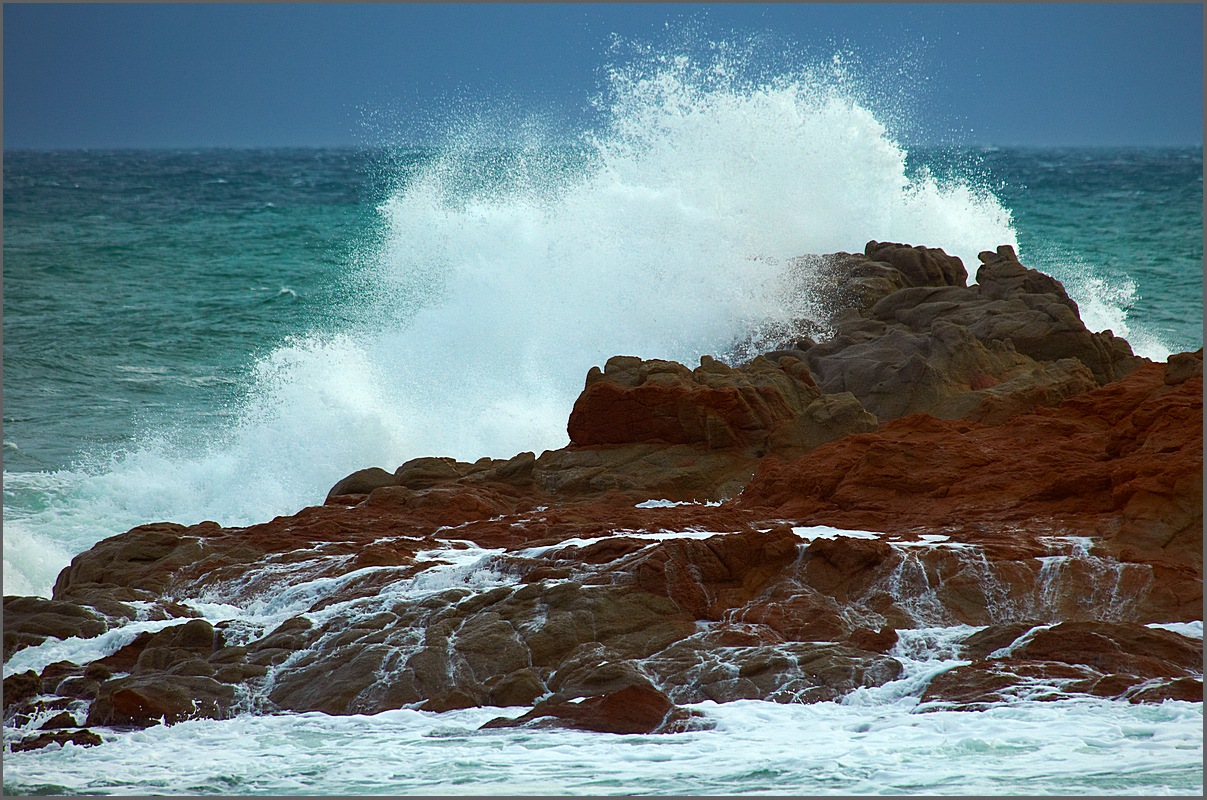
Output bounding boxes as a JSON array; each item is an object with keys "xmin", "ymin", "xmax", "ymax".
[
  {"xmin": 3, "ymin": 45, "xmax": 1202, "ymax": 796},
  {"xmin": 5, "ymin": 145, "xmax": 1200, "ymax": 598},
  {"xmin": 5, "ymin": 699, "xmax": 1202, "ymax": 796}
]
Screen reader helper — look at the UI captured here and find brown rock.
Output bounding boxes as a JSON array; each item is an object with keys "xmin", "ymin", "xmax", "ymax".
[
  {"xmin": 644, "ymin": 637, "xmax": 903, "ymax": 704},
  {"xmin": 3, "ymin": 596, "xmax": 109, "ymax": 659},
  {"xmin": 848, "ymin": 626, "xmax": 898, "ymax": 653},
  {"xmin": 739, "ymin": 361, "xmax": 1202, "ymax": 621},
  {"xmin": 1129, "ymin": 677, "xmax": 1203, "ymax": 703},
  {"xmin": 629, "ymin": 527, "xmax": 801, "ymax": 619},
  {"xmin": 39, "ymin": 711, "xmax": 80, "ymax": 730},
  {"xmin": 1164, "ymin": 348, "xmax": 1203, "ymax": 384},
  {"xmin": 480, "ymin": 684, "xmax": 691, "ymax": 734},
  {"xmin": 9, "ymin": 729, "xmax": 103, "ymax": 752},
  {"xmin": 88, "ymin": 675, "xmax": 236, "ymax": 726},
  {"xmin": 921, "ymin": 622, "xmax": 1203, "ymax": 708},
  {"xmin": 4, "ymin": 670, "xmax": 41, "ymax": 705},
  {"xmin": 325, "ymin": 466, "xmax": 398, "ymax": 502},
  {"xmin": 52, "ymin": 521, "xmax": 216, "ymax": 605},
  {"xmin": 866, "ymin": 240, "xmax": 969, "ymax": 289},
  {"xmin": 1009, "ymin": 621, "xmax": 1202, "ymax": 676},
  {"xmin": 532, "ymin": 442, "xmax": 759, "ymax": 503},
  {"xmin": 785, "ymin": 242, "xmax": 1145, "ymax": 425},
  {"xmin": 567, "ymin": 354, "xmax": 875, "ymax": 455}
]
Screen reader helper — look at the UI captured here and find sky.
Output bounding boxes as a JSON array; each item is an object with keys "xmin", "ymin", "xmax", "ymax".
[{"xmin": 3, "ymin": 3, "xmax": 1203, "ymax": 150}]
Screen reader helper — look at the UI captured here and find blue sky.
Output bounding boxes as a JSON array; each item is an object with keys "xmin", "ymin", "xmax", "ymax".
[{"xmin": 3, "ymin": 3, "xmax": 1202, "ymax": 149}]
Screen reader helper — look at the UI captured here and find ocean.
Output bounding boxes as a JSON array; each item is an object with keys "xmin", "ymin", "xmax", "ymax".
[{"xmin": 2, "ymin": 58, "xmax": 1202, "ymax": 795}]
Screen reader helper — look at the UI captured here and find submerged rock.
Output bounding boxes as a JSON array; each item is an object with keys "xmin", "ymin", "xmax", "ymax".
[
  {"xmin": 8, "ymin": 729, "xmax": 103, "ymax": 752},
  {"xmin": 480, "ymin": 684, "xmax": 703, "ymax": 735}
]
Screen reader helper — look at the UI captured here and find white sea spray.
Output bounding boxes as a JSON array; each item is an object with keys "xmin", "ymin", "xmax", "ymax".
[{"xmin": 2, "ymin": 49, "xmax": 1017, "ymax": 598}]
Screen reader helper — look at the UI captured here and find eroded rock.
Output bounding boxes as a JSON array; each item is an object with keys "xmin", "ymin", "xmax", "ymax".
[
  {"xmin": 5, "ymin": 244, "xmax": 1199, "ymax": 742},
  {"xmin": 921, "ymin": 622, "xmax": 1204, "ymax": 708}
]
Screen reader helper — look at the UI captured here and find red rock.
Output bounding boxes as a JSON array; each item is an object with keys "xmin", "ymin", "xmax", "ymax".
[
  {"xmin": 87, "ymin": 675, "xmax": 235, "ymax": 726},
  {"xmin": 848, "ymin": 626, "xmax": 898, "ymax": 653},
  {"xmin": 9, "ymin": 729, "xmax": 103, "ymax": 752},
  {"xmin": 6, "ymin": 248, "xmax": 1199, "ymax": 735},
  {"xmin": 1009, "ymin": 622, "xmax": 1202, "ymax": 676},
  {"xmin": 2, "ymin": 596, "xmax": 109, "ymax": 659},
  {"xmin": 920, "ymin": 622, "xmax": 1203, "ymax": 708},
  {"xmin": 567, "ymin": 354, "xmax": 875, "ymax": 453},
  {"xmin": 629, "ymin": 527, "xmax": 800, "ymax": 618},
  {"xmin": 739, "ymin": 361, "xmax": 1202, "ymax": 592},
  {"xmin": 480, "ymin": 684, "xmax": 690, "ymax": 734},
  {"xmin": 1129, "ymin": 677, "xmax": 1203, "ymax": 703},
  {"xmin": 644, "ymin": 638, "xmax": 903, "ymax": 704},
  {"xmin": 3, "ymin": 671, "xmax": 42, "ymax": 708}
]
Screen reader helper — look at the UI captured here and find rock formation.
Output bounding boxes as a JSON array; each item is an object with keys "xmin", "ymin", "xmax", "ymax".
[{"xmin": 4, "ymin": 242, "xmax": 1200, "ymax": 749}]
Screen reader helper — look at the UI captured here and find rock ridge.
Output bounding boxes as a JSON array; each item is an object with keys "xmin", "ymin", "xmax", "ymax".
[{"xmin": 4, "ymin": 242, "xmax": 1200, "ymax": 749}]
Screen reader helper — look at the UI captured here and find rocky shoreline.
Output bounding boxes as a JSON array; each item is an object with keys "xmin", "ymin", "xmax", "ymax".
[{"xmin": 4, "ymin": 241, "xmax": 1202, "ymax": 751}]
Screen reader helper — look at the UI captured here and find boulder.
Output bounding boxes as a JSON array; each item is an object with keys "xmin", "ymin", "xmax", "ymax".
[
  {"xmin": 87, "ymin": 675, "xmax": 236, "ymax": 726},
  {"xmin": 921, "ymin": 621, "xmax": 1204, "ymax": 708},
  {"xmin": 480, "ymin": 684, "xmax": 698, "ymax": 734},
  {"xmin": 2, "ymin": 596, "xmax": 109, "ymax": 659},
  {"xmin": 791, "ymin": 243, "xmax": 1145, "ymax": 424},
  {"xmin": 567, "ymin": 353, "xmax": 876, "ymax": 454},
  {"xmin": 325, "ymin": 466, "xmax": 398, "ymax": 502}
]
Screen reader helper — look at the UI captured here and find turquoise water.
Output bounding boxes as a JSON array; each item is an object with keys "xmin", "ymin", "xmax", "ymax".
[
  {"xmin": 974, "ymin": 147, "xmax": 1202, "ymax": 355},
  {"xmin": 4, "ymin": 146, "xmax": 1201, "ymax": 478},
  {"xmin": 2, "ymin": 148, "xmax": 384, "ymax": 472},
  {"xmin": 3, "ymin": 698, "xmax": 1202, "ymax": 795},
  {"xmin": 2, "ymin": 72, "xmax": 1202, "ymax": 796}
]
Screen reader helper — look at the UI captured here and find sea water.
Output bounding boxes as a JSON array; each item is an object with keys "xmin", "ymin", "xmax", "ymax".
[{"xmin": 3, "ymin": 50, "xmax": 1202, "ymax": 795}]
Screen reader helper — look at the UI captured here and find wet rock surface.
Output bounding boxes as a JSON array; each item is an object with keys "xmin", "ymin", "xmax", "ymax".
[
  {"xmin": 920, "ymin": 621, "xmax": 1204, "ymax": 708},
  {"xmin": 480, "ymin": 684, "xmax": 704, "ymax": 734},
  {"xmin": 5, "ymin": 243, "xmax": 1200, "ymax": 750},
  {"xmin": 3, "ymin": 597, "xmax": 110, "ymax": 660}
]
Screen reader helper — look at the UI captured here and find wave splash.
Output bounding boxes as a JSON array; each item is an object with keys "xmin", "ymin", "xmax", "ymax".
[{"xmin": 6, "ymin": 47, "xmax": 1023, "ymax": 596}]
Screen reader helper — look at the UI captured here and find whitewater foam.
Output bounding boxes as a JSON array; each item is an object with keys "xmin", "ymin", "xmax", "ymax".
[
  {"xmin": 16, "ymin": 47, "xmax": 1173, "ymax": 600},
  {"xmin": 4, "ymin": 699, "xmax": 1200, "ymax": 795}
]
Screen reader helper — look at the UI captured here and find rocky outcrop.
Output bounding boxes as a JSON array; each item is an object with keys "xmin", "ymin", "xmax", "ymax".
[
  {"xmin": 566, "ymin": 354, "xmax": 876, "ymax": 454},
  {"xmin": 921, "ymin": 622, "xmax": 1204, "ymax": 708},
  {"xmin": 3, "ymin": 597, "xmax": 109, "ymax": 660},
  {"xmin": 738, "ymin": 354, "xmax": 1203, "ymax": 584},
  {"xmin": 790, "ymin": 243, "xmax": 1143, "ymax": 424},
  {"xmin": 4, "ymin": 243, "xmax": 1200, "ymax": 751}
]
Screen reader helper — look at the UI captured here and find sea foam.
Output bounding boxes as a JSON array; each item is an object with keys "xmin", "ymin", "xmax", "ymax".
[
  {"xmin": 3, "ymin": 698, "xmax": 1200, "ymax": 795},
  {"xmin": 4, "ymin": 48, "xmax": 1029, "ymax": 597}
]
